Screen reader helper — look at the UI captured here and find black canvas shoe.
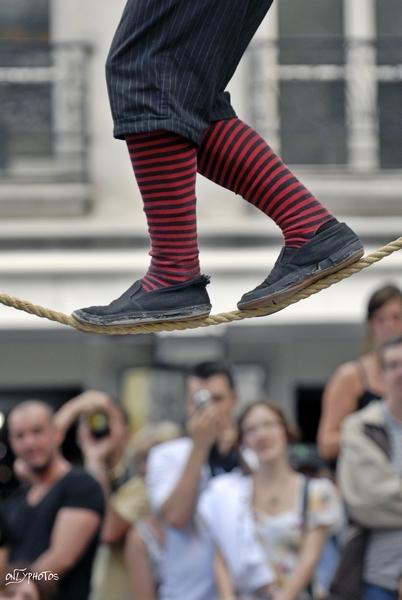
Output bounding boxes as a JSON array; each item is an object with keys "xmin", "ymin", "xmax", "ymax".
[
  {"xmin": 237, "ymin": 222, "xmax": 364, "ymax": 310},
  {"xmin": 72, "ymin": 275, "xmax": 212, "ymax": 326}
]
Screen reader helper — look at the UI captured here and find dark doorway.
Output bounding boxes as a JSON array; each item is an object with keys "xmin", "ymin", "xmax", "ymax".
[{"xmin": 295, "ymin": 385, "xmax": 324, "ymax": 444}]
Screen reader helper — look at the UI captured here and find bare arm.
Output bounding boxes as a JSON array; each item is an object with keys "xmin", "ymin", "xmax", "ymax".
[
  {"xmin": 102, "ymin": 475, "xmax": 150, "ymax": 544},
  {"xmin": 214, "ymin": 548, "xmax": 272, "ymax": 600},
  {"xmin": 0, "ymin": 547, "xmax": 9, "ymax": 577},
  {"xmin": 77, "ymin": 401, "xmax": 127, "ymax": 495},
  {"xmin": 160, "ymin": 406, "xmax": 220, "ymax": 529},
  {"xmin": 78, "ymin": 408, "xmax": 140, "ymax": 544},
  {"xmin": 274, "ymin": 527, "xmax": 329, "ymax": 600},
  {"xmin": 125, "ymin": 526, "xmax": 157, "ymax": 600},
  {"xmin": 317, "ymin": 362, "xmax": 361, "ymax": 460},
  {"xmin": 214, "ymin": 547, "xmax": 237, "ymax": 599},
  {"xmin": 54, "ymin": 390, "xmax": 112, "ymax": 438},
  {"xmin": 31, "ymin": 508, "xmax": 101, "ymax": 574},
  {"xmin": 101, "ymin": 505, "xmax": 131, "ymax": 544},
  {"xmin": 160, "ymin": 444, "xmax": 208, "ymax": 528}
]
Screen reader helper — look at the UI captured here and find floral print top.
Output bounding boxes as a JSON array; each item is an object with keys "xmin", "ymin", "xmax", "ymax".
[{"xmin": 254, "ymin": 476, "xmax": 342, "ymax": 589}]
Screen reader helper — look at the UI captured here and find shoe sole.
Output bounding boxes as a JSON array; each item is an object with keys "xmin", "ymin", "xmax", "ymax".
[
  {"xmin": 238, "ymin": 242, "xmax": 364, "ymax": 311},
  {"xmin": 72, "ymin": 304, "xmax": 212, "ymax": 327}
]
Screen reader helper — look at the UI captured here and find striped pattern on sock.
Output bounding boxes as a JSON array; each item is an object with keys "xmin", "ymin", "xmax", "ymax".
[
  {"xmin": 126, "ymin": 131, "xmax": 200, "ymax": 292},
  {"xmin": 198, "ymin": 118, "xmax": 332, "ymax": 248}
]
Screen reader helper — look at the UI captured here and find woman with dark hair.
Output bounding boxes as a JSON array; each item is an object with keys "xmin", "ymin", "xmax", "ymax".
[
  {"xmin": 200, "ymin": 402, "xmax": 342, "ymax": 600},
  {"xmin": 318, "ymin": 284, "xmax": 402, "ymax": 461}
]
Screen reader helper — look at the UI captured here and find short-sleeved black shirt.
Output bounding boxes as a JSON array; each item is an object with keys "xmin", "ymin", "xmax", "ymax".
[{"xmin": 0, "ymin": 468, "xmax": 104, "ymax": 600}]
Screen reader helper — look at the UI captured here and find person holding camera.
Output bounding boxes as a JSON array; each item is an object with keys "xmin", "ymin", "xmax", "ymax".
[
  {"xmin": 54, "ymin": 389, "xmax": 129, "ymax": 494},
  {"xmin": 0, "ymin": 400, "xmax": 105, "ymax": 600},
  {"xmin": 55, "ymin": 389, "xmax": 181, "ymax": 600},
  {"xmin": 146, "ymin": 361, "xmax": 240, "ymax": 600},
  {"xmin": 55, "ymin": 389, "xmax": 149, "ymax": 600}
]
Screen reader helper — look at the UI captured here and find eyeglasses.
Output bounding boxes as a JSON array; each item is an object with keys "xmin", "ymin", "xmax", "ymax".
[{"xmin": 242, "ymin": 420, "xmax": 283, "ymax": 436}]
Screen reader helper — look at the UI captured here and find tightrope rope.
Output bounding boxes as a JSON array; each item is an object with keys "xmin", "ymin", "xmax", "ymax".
[{"xmin": 0, "ymin": 237, "xmax": 401, "ymax": 335}]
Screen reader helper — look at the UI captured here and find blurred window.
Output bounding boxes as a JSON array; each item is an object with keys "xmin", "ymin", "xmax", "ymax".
[
  {"xmin": 278, "ymin": 0, "xmax": 344, "ymax": 65},
  {"xmin": 0, "ymin": 0, "xmax": 51, "ymax": 160},
  {"xmin": 0, "ymin": 0, "xmax": 49, "ymax": 44},
  {"xmin": 278, "ymin": 0, "xmax": 346, "ymax": 166},
  {"xmin": 248, "ymin": 0, "xmax": 402, "ymax": 172},
  {"xmin": 376, "ymin": 0, "xmax": 402, "ymax": 169}
]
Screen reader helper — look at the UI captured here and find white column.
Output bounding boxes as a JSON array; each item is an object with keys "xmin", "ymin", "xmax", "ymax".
[
  {"xmin": 50, "ymin": 0, "xmax": 144, "ymax": 222},
  {"xmin": 251, "ymin": 3, "xmax": 280, "ymax": 152},
  {"xmin": 344, "ymin": 0, "xmax": 379, "ymax": 171},
  {"xmin": 50, "ymin": 0, "xmax": 84, "ymax": 177}
]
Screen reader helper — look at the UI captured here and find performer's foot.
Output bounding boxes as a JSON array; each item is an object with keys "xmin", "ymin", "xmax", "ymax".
[
  {"xmin": 237, "ymin": 221, "xmax": 364, "ymax": 310},
  {"xmin": 72, "ymin": 275, "xmax": 212, "ymax": 327}
]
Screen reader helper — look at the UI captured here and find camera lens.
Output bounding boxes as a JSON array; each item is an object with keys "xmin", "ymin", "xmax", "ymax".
[
  {"xmin": 87, "ymin": 411, "xmax": 109, "ymax": 438},
  {"xmin": 193, "ymin": 389, "xmax": 212, "ymax": 410}
]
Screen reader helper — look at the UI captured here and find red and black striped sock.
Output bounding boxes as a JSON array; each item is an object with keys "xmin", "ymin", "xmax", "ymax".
[
  {"xmin": 198, "ymin": 118, "xmax": 334, "ymax": 248},
  {"xmin": 126, "ymin": 131, "xmax": 200, "ymax": 291}
]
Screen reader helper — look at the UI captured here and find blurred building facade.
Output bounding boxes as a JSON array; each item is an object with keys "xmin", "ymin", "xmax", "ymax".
[{"xmin": 0, "ymin": 0, "xmax": 401, "ymax": 432}]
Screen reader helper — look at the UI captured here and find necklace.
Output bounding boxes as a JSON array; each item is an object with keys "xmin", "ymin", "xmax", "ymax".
[{"xmin": 254, "ymin": 471, "xmax": 299, "ymax": 514}]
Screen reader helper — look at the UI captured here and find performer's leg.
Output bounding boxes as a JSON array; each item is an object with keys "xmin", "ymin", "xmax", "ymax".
[
  {"xmin": 105, "ymin": 0, "xmax": 264, "ymax": 145},
  {"xmin": 106, "ymin": 0, "xmax": 275, "ymax": 142},
  {"xmin": 198, "ymin": 118, "xmax": 333, "ymax": 248},
  {"xmin": 73, "ymin": 0, "xmax": 274, "ymax": 326},
  {"xmin": 198, "ymin": 117, "xmax": 364, "ymax": 309},
  {"xmin": 126, "ymin": 131, "xmax": 200, "ymax": 292},
  {"xmin": 73, "ymin": 130, "xmax": 211, "ymax": 325},
  {"xmin": 209, "ymin": 0, "xmax": 274, "ymax": 124},
  {"xmin": 74, "ymin": 0, "xmax": 362, "ymax": 325},
  {"xmin": 200, "ymin": 0, "xmax": 362, "ymax": 309}
]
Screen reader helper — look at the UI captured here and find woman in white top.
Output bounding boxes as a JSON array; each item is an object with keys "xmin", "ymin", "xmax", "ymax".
[{"xmin": 200, "ymin": 401, "xmax": 342, "ymax": 600}]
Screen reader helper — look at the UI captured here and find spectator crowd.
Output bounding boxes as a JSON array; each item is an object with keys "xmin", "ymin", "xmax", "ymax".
[{"xmin": 1, "ymin": 284, "xmax": 402, "ymax": 600}]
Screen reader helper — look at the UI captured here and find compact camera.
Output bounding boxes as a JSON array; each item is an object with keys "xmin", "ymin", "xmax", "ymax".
[
  {"xmin": 192, "ymin": 389, "xmax": 212, "ymax": 412},
  {"xmin": 86, "ymin": 410, "xmax": 110, "ymax": 439}
]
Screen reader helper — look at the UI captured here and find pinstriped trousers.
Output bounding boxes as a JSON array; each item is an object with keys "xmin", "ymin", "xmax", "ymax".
[{"xmin": 106, "ymin": 0, "xmax": 274, "ymax": 145}]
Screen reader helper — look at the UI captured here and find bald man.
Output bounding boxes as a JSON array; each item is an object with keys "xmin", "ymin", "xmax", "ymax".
[{"xmin": 0, "ymin": 401, "xmax": 104, "ymax": 600}]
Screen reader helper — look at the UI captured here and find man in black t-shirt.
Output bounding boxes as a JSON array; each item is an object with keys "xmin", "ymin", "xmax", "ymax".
[{"xmin": 0, "ymin": 400, "xmax": 104, "ymax": 600}]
